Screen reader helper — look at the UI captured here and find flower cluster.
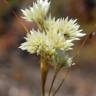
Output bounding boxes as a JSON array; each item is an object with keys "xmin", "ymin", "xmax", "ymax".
[{"xmin": 20, "ymin": 0, "xmax": 86, "ymax": 67}]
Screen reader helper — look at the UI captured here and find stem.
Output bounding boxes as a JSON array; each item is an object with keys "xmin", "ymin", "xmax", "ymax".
[
  {"xmin": 52, "ymin": 68, "xmax": 70, "ymax": 96},
  {"xmin": 52, "ymin": 79, "xmax": 64, "ymax": 96},
  {"xmin": 41, "ymin": 58, "xmax": 49, "ymax": 96},
  {"xmin": 48, "ymin": 67, "xmax": 62, "ymax": 96}
]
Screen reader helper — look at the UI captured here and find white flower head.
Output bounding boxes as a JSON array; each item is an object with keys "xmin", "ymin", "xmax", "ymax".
[
  {"xmin": 57, "ymin": 17, "xmax": 86, "ymax": 40},
  {"xmin": 19, "ymin": 29, "xmax": 56, "ymax": 57},
  {"xmin": 21, "ymin": 0, "xmax": 50, "ymax": 22},
  {"xmin": 44, "ymin": 15, "xmax": 59, "ymax": 32}
]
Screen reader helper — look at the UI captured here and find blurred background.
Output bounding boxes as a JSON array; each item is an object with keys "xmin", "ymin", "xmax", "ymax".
[{"xmin": 0, "ymin": 0, "xmax": 96, "ymax": 96}]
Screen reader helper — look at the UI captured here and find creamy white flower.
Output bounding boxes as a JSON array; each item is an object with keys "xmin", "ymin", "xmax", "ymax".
[
  {"xmin": 44, "ymin": 16, "xmax": 85, "ymax": 51},
  {"xmin": 57, "ymin": 17, "xmax": 86, "ymax": 40},
  {"xmin": 19, "ymin": 29, "xmax": 74, "ymax": 58},
  {"xmin": 44, "ymin": 16, "xmax": 59, "ymax": 32},
  {"xmin": 44, "ymin": 16, "xmax": 85, "ymax": 41},
  {"xmin": 21, "ymin": 0, "xmax": 50, "ymax": 22},
  {"xmin": 19, "ymin": 30, "xmax": 43, "ymax": 54},
  {"xmin": 19, "ymin": 29, "xmax": 55, "ymax": 57},
  {"xmin": 46, "ymin": 31, "xmax": 73, "ymax": 51},
  {"xmin": 20, "ymin": 0, "xmax": 86, "ymax": 67}
]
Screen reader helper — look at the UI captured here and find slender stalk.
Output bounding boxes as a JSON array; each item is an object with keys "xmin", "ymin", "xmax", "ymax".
[
  {"xmin": 52, "ymin": 79, "xmax": 64, "ymax": 96},
  {"xmin": 48, "ymin": 67, "xmax": 62, "ymax": 96},
  {"xmin": 52, "ymin": 68, "xmax": 70, "ymax": 96},
  {"xmin": 41, "ymin": 58, "xmax": 49, "ymax": 96}
]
